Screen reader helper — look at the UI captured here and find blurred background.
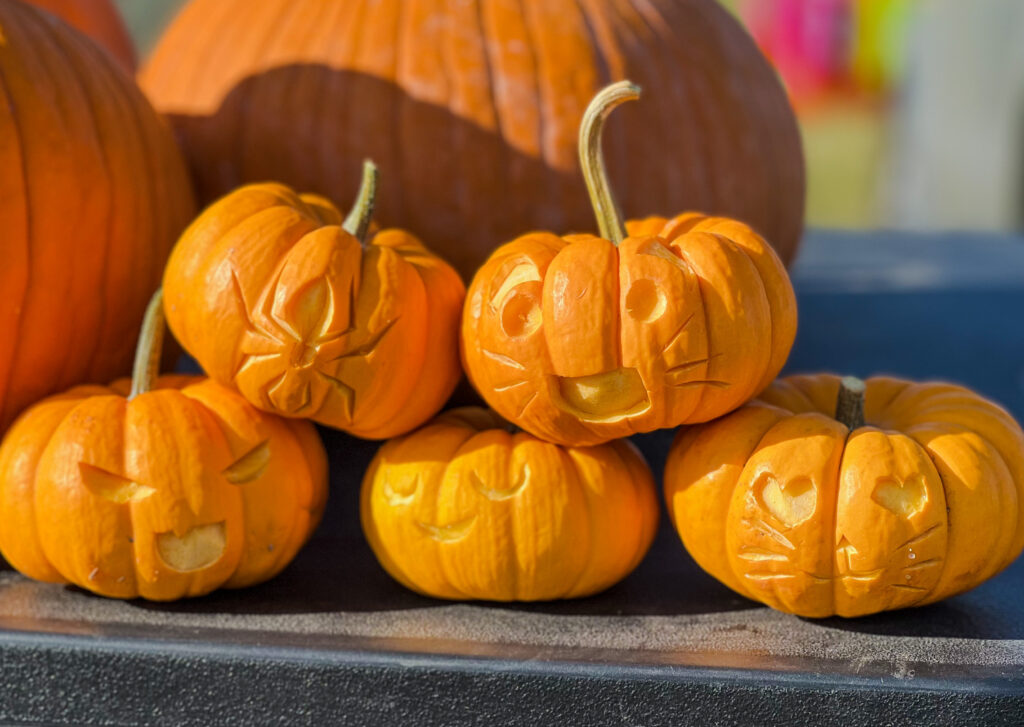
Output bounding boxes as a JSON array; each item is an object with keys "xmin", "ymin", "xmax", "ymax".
[{"xmin": 118, "ymin": 0, "xmax": 1024, "ymax": 233}]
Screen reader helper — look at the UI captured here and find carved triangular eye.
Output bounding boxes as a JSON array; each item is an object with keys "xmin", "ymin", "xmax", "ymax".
[
  {"xmin": 222, "ymin": 441, "xmax": 271, "ymax": 485},
  {"xmin": 79, "ymin": 463, "xmax": 155, "ymax": 504}
]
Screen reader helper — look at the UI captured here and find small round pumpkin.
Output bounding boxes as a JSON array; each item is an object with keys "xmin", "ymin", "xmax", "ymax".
[
  {"xmin": 0, "ymin": 0, "xmax": 195, "ymax": 433},
  {"xmin": 462, "ymin": 83, "xmax": 797, "ymax": 447},
  {"xmin": 163, "ymin": 162, "xmax": 465, "ymax": 440},
  {"xmin": 361, "ymin": 407, "xmax": 659, "ymax": 601},
  {"xmin": 664, "ymin": 374, "xmax": 1024, "ymax": 618},
  {"xmin": 28, "ymin": 0, "xmax": 135, "ymax": 70},
  {"xmin": 0, "ymin": 292, "xmax": 328, "ymax": 601}
]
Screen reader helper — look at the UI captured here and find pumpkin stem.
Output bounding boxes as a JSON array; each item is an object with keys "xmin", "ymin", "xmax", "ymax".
[
  {"xmin": 342, "ymin": 159, "xmax": 379, "ymax": 245},
  {"xmin": 835, "ymin": 376, "xmax": 866, "ymax": 430},
  {"xmin": 129, "ymin": 289, "xmax": 166, "ymax": 399},
  {"xmin": 578, "ymin": 80, "xmax": 641, "ymax": 245}
]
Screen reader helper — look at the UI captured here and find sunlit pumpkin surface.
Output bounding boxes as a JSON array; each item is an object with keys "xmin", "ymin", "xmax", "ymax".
[
  {"xmin": 664, "ymin": 375, "xmax": 1024, "ymax": 618},
  {"xmin": 0, "ymin": 376, "xmax": 327, "ymax": 601},
  {"xmin": 163, "ymin": 182, "xmax": 465, "ymax": 439},
  {"xmin": 361, "ymin": 408, "xmax": 659, "ymax": 601},
  {"xmin": 463, "ymin": 214, "xmax": 796, "ymax": 447}
]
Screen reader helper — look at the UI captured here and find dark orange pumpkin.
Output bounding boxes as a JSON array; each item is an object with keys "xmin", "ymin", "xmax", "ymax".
[
  {"xmin": 140, "ymin": 0, "xmax": 804, "ymax": 278},
  {"xmin": 0, "ymin": 1, "xmax": 195, "ymax": 433}
]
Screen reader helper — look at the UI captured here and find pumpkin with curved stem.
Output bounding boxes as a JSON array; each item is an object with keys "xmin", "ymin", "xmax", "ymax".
[
  {"xmin": 361, "ymin": 407, "xmax": 659, "ymax": 601},
  {"xmin": 462, "ymin": 82, "xmax": 797, "ymax": 447},
  {"xmin": 0, "ymin": 0, "xmax": 195, "ymax": 433},
  {"xmin": 0, "ymin": 291, "xmax": 328, "ymax": 601},
  {"xmin": 139, "ymin": 0, "xmax": 805, "ymax": 278},
  {"xmin": 28, "ymin": 0, "xmax": 135, "ymax": 70},
  {"xmin": 664, "ymin": 374, "xmax": 1024, "ymax": 618},
  {"xmin": 162, "ymin": 161, "xmax": 465, "ymax": 440}
]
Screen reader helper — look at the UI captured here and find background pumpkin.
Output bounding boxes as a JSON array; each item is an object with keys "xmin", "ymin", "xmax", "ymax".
[
  {"xmin": 0, "ymin": 292, "xmax": 328, "ymax": 601},
  {"xmin": 361, "ymin": 407, "xmax": 659, "ymax": 601},
  {"xmin": 0, "ymin": 1, "xmax": 195, "ymax": 433},
  {"xmin": 664, "ymin": 374, "xmax": 1024, "ymax": 618},
  {"xmin": 163, "ymin": 163, "xmax": 465, "ymax": 440},
  {"xmin": 462, "ymin": 83, "xmax": 796, "ymax": 447},
  {"xmin": 27, "ymin": 0, "xmax": 135, "ymax": 70},
  {"xmin": 139, "ymin": 0, "xmax": 804, "ymax": 278}
]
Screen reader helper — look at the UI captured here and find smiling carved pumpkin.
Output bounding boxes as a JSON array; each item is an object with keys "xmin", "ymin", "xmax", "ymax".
[
  {"xmin": 462, "ymin": 82, "xmax": 796, "ymax": 447},
  {"xmin": 163, "ymin": 162, "xmax": 465, "ymax": 439},
  {"xmin": 0, "ymin": 292, "xmax": 328, "ymax": 600},
  {"xmin": 664, "ymin": 375, "xmax": 1024, "ymax": 617},
  {"xmin": 361, "ymin": 407, "xmax": 659, "ymax": 601}
]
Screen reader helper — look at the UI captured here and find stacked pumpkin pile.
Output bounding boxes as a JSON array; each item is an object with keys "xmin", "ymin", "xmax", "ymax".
[{"xmin": 0, "ymin": 0, "xmax": 1021, "ymax": 618}]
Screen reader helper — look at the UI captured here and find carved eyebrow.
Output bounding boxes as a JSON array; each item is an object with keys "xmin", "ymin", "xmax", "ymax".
[
  {"xmin": 79, "ymin": 463, "xmax": 155, "ymax": 504},
  {"xmin": 223, "ymin": 441, "xmax": 271, "ymax": 484}
]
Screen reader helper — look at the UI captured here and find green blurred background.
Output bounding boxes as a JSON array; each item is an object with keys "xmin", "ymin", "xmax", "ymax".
[{"xmin": 117, "ymin": 0, "xmax": 1024, "ymax": 234}]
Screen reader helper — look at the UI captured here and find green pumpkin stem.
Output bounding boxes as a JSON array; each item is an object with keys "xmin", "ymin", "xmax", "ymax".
[
  {"xmin": 835, "ymin": 376, "xmax": 866, "ymax": 430},
  {"xmin": 342, "ymin": 159, "xmax": 379, "ymax": 245},
  {"xmin": 578, "ymin": 80, "xmax": 641, "ymax": 245},
  {"xmin": 129, "ymin": 289, "xmax": 166, "ymax": 399}
]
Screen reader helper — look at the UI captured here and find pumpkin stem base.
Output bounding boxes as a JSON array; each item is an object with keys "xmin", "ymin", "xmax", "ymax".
[{"xmin": 835, "ymin": 376, "xmax": 866, "ymax": 430}]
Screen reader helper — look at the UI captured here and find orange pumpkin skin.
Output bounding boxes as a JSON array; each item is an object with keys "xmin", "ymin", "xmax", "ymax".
[
  {"xmin": 28, "ymin": 0, "xmax": 135, "ymax": 70},
  {"xmin": 664, "ymin": 375, "xmax": 1024, "ymax": 618},
  {"xmin": 361, "ymin": 408, "xmax": 659, "ymax": 601},
  {"xmin": 162, "ymin": 183, "xmax": 465, "ymax": 440},
  {"xmin": 0, "ymin": 2, "xmax": 195, "ymax": 433},
  {"xmin": 139, "ymin": 0, "xmax": 804, "ymax": 278},
  {"xmin": 0, "ymin": 376, "xmax": 328, "ymax": 601},
  {"xmin": 461, "ymin": 213, "xmax": 796, "ymax": 447}
]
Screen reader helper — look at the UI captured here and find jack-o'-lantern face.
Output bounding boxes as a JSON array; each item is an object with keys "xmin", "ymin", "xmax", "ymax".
[
  {"xmin": 163, "ymin": 175, "xmax": 465, "ymax": 440},
  {"xmin": 360, "ymin": 408, "xmax": 659, "ymax": 601}
]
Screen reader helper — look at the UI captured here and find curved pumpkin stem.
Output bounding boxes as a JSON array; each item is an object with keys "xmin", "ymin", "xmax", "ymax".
[
  {"xmin": 342, "ymin": 159, "xmax": 379, "ymax": 245},
  {"xmin": 578, "ymin": 80, "xmax": 641, "ymax": 245},
  {"xmin": 835, "ymin": 376, "xmax": 866, "ymax": 430},
  {"xmin": 130, "ymin": 289, "xmax": 166, "ymax": 399}
]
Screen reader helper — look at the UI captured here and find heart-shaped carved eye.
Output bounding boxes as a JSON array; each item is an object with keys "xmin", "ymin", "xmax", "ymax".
[
  {"xmin": 222, "ymin": 441, "xmax": 270, "ymax": 484},
  {"xmin": 80, "ymin": 463, "xmax": 155, "ymax": 504},
  {"xmin": 758, "ymin": 474, "xmax": 817, "ymax": 527},
  {"xmin": 383, "ymin": 474, "xmax": 421, "ymax": 507},
  {"xmin": 156, "ymin": 522, "xmax": 227, "ymax": 572},
  {"xmin": 872, "ymin": 475, "xmax": 927, "ymax": 518}
]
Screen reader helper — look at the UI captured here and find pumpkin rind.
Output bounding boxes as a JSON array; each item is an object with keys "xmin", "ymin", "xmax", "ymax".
[
  {"xmin": 27, "ymin": 0, "xmax": 135, "ymax": 70},
  {"xmin": 0, "ymin": 1, "xmax": 194, "ymax": 432},
  {"xmin": 162, "ymin": 182, "xmax": 465, "ymax": 439},
  {"xmin": 361, "ymin": 407, "xmax": 659, "ymax": 601},
  {"xmin": 462, "ymin": 213, "xmax": 796, "ymax": 447},
  {"xmin": 664, "ymin": 375, "xmax": 1024, "ymax": 618},
  {"xmin": 139, "ymin": 0, "xmax": 804, "ymax": 277},
  {"xmin": 0, "ymin": 376, "xmax": 328, "ymax": 600}
]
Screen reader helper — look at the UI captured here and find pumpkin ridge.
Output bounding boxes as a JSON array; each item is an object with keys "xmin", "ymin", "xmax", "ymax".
[
  {"xmin": 673, "ymin": 244, "xmax": 712, "ymax": 424},
  {"xmin": 557, "ymin": 444, "xmax": 595, "ymax": 599}
]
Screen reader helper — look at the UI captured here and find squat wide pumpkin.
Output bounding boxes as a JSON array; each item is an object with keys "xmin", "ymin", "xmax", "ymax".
[
  {"xmin": 664, "ymin": 374, "xmax": 1024, "ymax": 618},
  {"xmin": 462, "ymin": 82, "xmax": 797, "ymax": 447},
  {"xmin": 0, "ymin": 292, "xmax": 328, "ymax": 601},
  {"xmin": 163, "ymin": 162, "xmax": 465, "ymax": 439},
  {"xmin": 361, "ymin": 407, "xmax": 659, "ymax": 601}
]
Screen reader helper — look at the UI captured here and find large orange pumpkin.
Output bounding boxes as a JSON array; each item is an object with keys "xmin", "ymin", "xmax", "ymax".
[
  {"xmin": 0, "ymin": 1, "xmax": 195, "ymax": 433},
  {"xmin": 139, "ymin": 0, "xmax": 804, "ymax": 278},
  {"xmin": 462, "ymin": 83, "xmax": 796, "ymax": 447},
  {"xmin": 664, "ymin": 375, "xmax": 1024, "ymax": 618},
  {"xmin": 0, "ymin": 292, "xmax": 328, "ymax": 601},
  {"xmin": 27, "ymin": 0, "xmax": 135, "ymax": 70},
  {"xmin": 361, "ymin": 407, "xmax": 659, "ymax": 601},
  {"xmin": 163, "ymin": 163, "xmax": 465, "ymax": 440}
]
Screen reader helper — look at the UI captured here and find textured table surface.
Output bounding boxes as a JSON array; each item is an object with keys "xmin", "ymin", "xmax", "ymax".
[{"xmin": 2, "ymin": 230, "xmax": 1023, "ymax": 726}]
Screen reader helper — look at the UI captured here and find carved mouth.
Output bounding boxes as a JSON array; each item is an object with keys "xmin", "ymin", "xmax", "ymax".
[
  {"xmin": 553, "ymin": 367, "xmax": 651, "ymax": 422},
  {"xmin": 155, "ymin": 522, "xmax": 227, "ymax": 572}
]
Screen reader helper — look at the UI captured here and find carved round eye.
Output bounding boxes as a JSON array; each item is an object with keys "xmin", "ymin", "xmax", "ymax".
[
  {"xmin": 500, "ymin": 288, "xmax": 542, "ymax": 338},
  {"xmin": 223, "ymin": 441, "xmax": 271, "ymax": 484},
  {"xmin": 625, "ymin": 278, "xmax": 667, "ymax": 322}
]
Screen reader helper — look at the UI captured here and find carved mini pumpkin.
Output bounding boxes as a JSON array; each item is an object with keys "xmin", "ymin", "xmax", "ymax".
[
  {"xmin": 163, "ymin": 162, "xmax": 465, "ymax": 439},
  {"xmin": 665, "ymin": 375, "xmax": 1024, "ymax": 617},
  {"xmin": 361, "ymin": 407, "xmax": 659, "ymax": 600},
  {"xmin": 462, "ymin": 83, "xmax": 797, "ymax": 447},
  {"xmin": 0, "ymin": 292, "xmax": 328, "ymax": 601},
  {"xmin": 0, "ymin": 0, "xmax": 195, "ymax": 433}
]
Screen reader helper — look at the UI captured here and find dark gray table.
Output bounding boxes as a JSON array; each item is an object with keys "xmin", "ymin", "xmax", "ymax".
[{"xmin": 2, "ymin": 230, "xmax": 1023, "ymax": 726}]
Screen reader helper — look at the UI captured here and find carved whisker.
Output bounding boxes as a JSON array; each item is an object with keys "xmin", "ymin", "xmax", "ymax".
[
  {"xmin": 664, "ymin": 354, "xmax": 721, "ymax": 376},
  {"xmin": 896, "ymin": 524, "xmax": 942, "ymax": 551},
  {"xmin": 901, "ymin": 559, "xmax": 941, "ymax": 572},
  {"xmin": 662, "ymin": 313, "xmax": 694, "ymax": 354},
  {"xmin": 744, "ymin": 572, "xmax": 796, "ymax": 582},
  {"xmin": 669, "ymin": 379, "xmax": 731, "ymax": 389},
  {"xmin": 481, "ymin": 349, "xmax": 526, "ymax": 370},
  {"xmin": 737, "ymin": 546, "xmax": 790, "ymax": 563},
  {"xmin": 744, "ymin": 518, "xmax": 796, "ymax": 550},
  {"xmin": 516, "ymin": 390, "xmax": 539, "ymax": 419},
  {"xmin": 890, "ymin": 583, "xmax": 928, "ymax": 592},
  {"xmin": 493, "ymin": 380, "xmax": 529, "ymax": 392}
]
